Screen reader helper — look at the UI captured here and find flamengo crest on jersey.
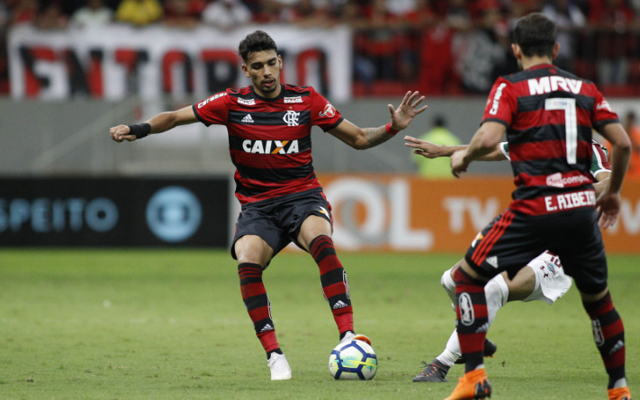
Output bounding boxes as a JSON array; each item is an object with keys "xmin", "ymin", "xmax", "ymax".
[{"xmin": 283, "ymin": 110, "xmax": 301, "ymax": 126}]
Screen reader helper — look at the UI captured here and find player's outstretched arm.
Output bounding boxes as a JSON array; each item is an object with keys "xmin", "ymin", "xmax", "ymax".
[
  {"xmin": 110, "ymin": 106, "xmax": 198, "ymax": 143},
  {"xmin": 328, "ymin": 91, "xmax": 427, "ymax": 150},
  {"xmin": 404, "ymin": 137, "xmax": 507, "ymax": 161},
  {"xmin": 451, "ymin": 122, "xmax": 506, "ymax": 177}
]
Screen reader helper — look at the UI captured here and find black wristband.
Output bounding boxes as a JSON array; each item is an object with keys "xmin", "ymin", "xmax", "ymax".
[{"xmin": 127, "ymin": 123, "xmax": 151, "ymax": 139}]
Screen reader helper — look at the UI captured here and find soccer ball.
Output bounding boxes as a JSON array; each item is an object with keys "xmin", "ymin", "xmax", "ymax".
[{"xmin": 329, "ymin": 339, "xmax": 378, "ymax": 380}]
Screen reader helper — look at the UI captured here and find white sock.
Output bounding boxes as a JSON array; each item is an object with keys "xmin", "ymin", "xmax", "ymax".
[
  {"xmin": 613, "ymin": 378, "xmax": 628, "ymax": 389},
  {"xmin": 435, "ymin": 330, "xmax": 462, "ymax": 368},
  {"xmin": 441, "ymin": 267, "xmax": 457, "ymax": 305},
  {"xmin": 485, "ymin": 274, "xmax": 509, "ymax": 325},
  {"xmin": 435, "ymin": 274, "xmax": 509, "ymax": 366}
]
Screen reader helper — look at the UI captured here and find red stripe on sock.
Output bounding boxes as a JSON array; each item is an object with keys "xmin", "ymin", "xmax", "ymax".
[
  {"xmin": 603, "ymin": 319, "xmax": 625, "ymax": 338},
  {"xmin": 248, "ymin": 305, "xmax": 271, "ymax": 322},
  {"xmin": 333, "ymin": 307, "xmax": 353, "ymax": 334},
  {"xmin": 258, "ymin": 330, "xmax": 279, "ymax": 353},
  {"xmin": 605, "ymin": 346, "xmax": 626, "ymax": 368},
  {"xmin": 323, "ymin": 282, "xmax": 347, "ymax": 298},
  {"xmin": 310, "ymin": 236, "xmax": 333, "ymax": 255},
  {"xmin": 458, "ymin": 332, "xmax": 486, "ymax": 353},
  {"xmin": 318, "ymin": 255, "xmax": 342, "ymax": 274},
  {"xmin": 241, "ymin": 282, "xmax": 267, "ymax": 300}
]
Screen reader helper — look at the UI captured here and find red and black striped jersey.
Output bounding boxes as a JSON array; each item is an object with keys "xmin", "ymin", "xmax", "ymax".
[
  {"xmin": 192, "ymin": 84, "xmax": 344, "ymax": 206},
  {"xmin": 482, "ymin": 63, "xmax": 619, "ymax": 215}
]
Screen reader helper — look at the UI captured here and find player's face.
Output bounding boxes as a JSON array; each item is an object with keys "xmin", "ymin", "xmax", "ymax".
[{"xmin": 242, "ymin": 50, "xmax": 282, "ymax": 98}]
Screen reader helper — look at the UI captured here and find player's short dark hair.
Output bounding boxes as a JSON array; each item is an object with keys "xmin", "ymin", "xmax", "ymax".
[
  {"xmin": 512, "ymin": 12, "xmax": 557, "ymax": 59},
  {"xmin": 238, "ymin": 30, "xmax": 278, "ymax": 62}
]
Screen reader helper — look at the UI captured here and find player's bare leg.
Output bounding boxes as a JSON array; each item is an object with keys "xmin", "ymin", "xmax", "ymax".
[
  {"xmin": 235, "ymin": 235, "xmax": 291, "ymax": 380},
  {"xmin": 297, "ymin": 216, "xmax": 359, "ymax": 342}
]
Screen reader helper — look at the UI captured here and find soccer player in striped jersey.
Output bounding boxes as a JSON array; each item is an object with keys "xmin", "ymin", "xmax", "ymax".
[
  {"xmin": 110, "ymin": 30, "xmax": 427, "ymax": 380},
  {"xmin": 404, "ymin": 137, "xmax": 611, "ymax": 383},
  {"xmin": 440, "ymin": 13, "xmax": 630, "ymax": 400}
]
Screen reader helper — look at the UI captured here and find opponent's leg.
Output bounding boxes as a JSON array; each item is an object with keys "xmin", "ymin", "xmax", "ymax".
[{"xmin": 235, "ymin": 235, "xmax": 291, "ymax": 380}]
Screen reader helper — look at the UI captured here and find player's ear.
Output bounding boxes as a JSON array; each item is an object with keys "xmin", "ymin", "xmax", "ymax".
[
  {"xmin": 551, "ymin": 43, "xmax": 560, "ymax": 60},
  {"xmin": 277, "ymin": 55, "xmax": 283, "ymax": 70},
  {"xmin": 241, "ymin": 63, "xmax": 250, "ymax": 78},
  {"xmin": 511, "ymin": 44, "xmax": 521, "ymax": 60}
]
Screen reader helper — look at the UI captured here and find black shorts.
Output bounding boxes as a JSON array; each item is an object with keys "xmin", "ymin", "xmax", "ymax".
[
  {"xmin": 231, "ymin": 192, "xmax": 333, "ymax": 263},
  {"xmin": 464, "ymin": 207, "xmax": 607, "ymax": 295}
]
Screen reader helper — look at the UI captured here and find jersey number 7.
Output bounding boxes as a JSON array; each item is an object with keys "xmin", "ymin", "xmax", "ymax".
[{"xmin": 545, "ymin": 98, "xmax": 577, "ymax": 165}]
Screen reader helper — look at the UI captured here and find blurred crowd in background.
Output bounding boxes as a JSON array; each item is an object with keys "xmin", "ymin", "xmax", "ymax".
[{"xmin": 0, "ymin": 0, "xmax": 640, "ymax": 97}]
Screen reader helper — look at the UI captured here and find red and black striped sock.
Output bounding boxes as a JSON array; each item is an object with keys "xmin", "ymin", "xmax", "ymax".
[
  {"xmin": 454, "ymin": 267, "xmax": 489, "ymax": 373},
  {"xmin": 583, "ymin": 292, "xmax": 626, "ymax": 389},
  {"xmin": 238, "ymin": 262, "xmax": 280, "ymax": 356},
  {"xmin": 309, "ymin": 235, "xmax": 354, "ymax": 336}
]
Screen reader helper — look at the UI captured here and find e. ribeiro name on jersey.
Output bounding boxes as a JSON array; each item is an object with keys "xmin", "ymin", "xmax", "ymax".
[{"xmin": 192, "ymin": 84, "xmax": 344, "ymax": 205}]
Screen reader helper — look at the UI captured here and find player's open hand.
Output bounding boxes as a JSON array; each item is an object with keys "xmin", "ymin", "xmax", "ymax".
[
  {"xmin": 404, "ymin": 136, "xmax": 445, "ymax": 158},
  {"xmin": 388, "ymin": 91, "xmax": 428, "ymax": 131},
  {"xmin": 450, "ymin": 149, "xmax": 469, "ymax": 178},
  {"xmin": 596, "ymin": 191, "xmax": 621, "ymax": 229},
  {"xmin": 110, "ymin": 125, "xmax": 137, "ymax": 142}
]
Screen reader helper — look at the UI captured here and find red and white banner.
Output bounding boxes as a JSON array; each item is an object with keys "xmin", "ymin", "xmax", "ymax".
[
  {"xmin": 317, "ymin": 174, "xmax": 640, "ymax": 254},
  {"xmin": 8, "ymin": 24, "xmax": 352, "ymax": 101}
]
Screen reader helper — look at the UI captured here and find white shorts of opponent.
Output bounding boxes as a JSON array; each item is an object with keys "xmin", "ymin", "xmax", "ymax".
[{"xmin": 522, "ymin": 251, "xmax": 573, "ymax": 305}]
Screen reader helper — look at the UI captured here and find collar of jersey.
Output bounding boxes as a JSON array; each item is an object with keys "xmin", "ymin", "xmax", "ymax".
[
  {"xmin": 526, "ymin": 63, "xmax": 554, "ymax": 71},
  {"xmin": 250, "ymin": 84, "xmax": 285, "ymax": 102}
]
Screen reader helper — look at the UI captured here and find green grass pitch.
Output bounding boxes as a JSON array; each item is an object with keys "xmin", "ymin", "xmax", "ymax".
[{"xmin": 0, "ymin": 250, "xmax": 638, "ymax": 399}]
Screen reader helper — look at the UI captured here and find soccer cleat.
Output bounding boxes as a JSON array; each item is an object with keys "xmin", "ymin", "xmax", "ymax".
[
  {"xmin": 413, "ymin": 359, "xmax": 450, "ymax": 382},
  {"xmin": 267, "ymin": 353, "xmax": 292, "ymax": 381},
  {"xmin": 340, "ymin": 331, "xmax": 372, "ymax": 346},
  {"xmin": 444, "ymin": 368, "xmax": 492, "ymax": 400},
  {"xmin": 455, "ymin": 338, "xmax": 497, "ymax": 364},
  {"xmin": 608, "ymin": 387, "xmax": 632, "ymax": 400}
]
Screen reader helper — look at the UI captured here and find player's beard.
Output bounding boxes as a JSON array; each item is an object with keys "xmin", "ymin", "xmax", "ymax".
[{"xmin": 260, "ymin": 78, "xmax": 278, "ymax": 94}]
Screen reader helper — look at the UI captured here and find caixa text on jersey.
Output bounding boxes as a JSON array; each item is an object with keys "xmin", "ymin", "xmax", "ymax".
[{"xmin": 242, "ymin": 140, "xmax": 300, "ymax": 154}]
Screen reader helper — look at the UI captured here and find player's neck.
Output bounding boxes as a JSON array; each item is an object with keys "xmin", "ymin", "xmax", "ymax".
[
  {"xmin": 254, "ymin": 84, "xmax": 282, "ymax": 100},
  {"xmin": 521, "ymin": 56, "xmax": 554, "ymax": 71}
]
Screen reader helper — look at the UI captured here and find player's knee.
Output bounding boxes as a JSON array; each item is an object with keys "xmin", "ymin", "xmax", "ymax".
[
  {"xmin": 579, "ymin": 286, "xmax": 609, "ymax": 303},
  {"xmin": 234, "ymin": 236, "xmax": 272, "ymax": 266}
]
